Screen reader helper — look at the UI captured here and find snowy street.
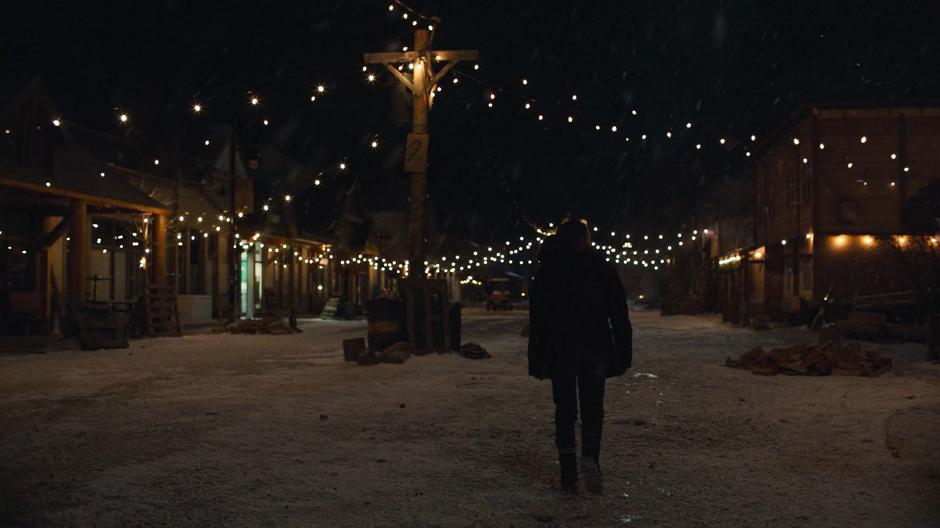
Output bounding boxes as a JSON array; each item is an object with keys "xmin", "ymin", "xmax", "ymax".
[{"xmin": 1, "ymin": 309, "xmax": 938, "ymax": 527}]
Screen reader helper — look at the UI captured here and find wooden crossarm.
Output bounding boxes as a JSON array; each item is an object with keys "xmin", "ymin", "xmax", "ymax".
[
  {"xmin": 430, "ymin": 50, "xmax": 478, "ymax": 62},
  {"xmin": 364, "ymin": 51, "xmax": 419, "ymax": 64},
  {"xmin": 365, "ymin": 49, "xmax": 477, "ymax": 65}
]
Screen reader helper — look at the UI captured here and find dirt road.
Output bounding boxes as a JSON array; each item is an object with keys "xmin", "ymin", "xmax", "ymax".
[{"xmin": 1, "ymin": 309, "xmax": 938, "ymax": 527}]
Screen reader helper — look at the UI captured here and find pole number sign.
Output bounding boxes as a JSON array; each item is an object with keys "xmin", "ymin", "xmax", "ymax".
[{"xmin": 404, "ymin": 133, "xmax": 429, "ymax": 172}]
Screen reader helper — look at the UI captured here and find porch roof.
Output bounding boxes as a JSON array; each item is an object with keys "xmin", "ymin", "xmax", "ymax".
[{"xmin": 0, "ymin": 160, "xmax": 169, "ymax": 214}]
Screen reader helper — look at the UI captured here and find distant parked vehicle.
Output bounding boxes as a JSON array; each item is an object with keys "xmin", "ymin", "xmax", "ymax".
[{"xmin": 485, "ymin": 278, "xmax": 513, "ymax": 311}]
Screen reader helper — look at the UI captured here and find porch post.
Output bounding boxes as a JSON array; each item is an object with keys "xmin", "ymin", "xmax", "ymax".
[
  {"xmin": 67, "ymin": 200, "xmax": 88, "ymax": 306},
  {"xmin": 153, "ymin": 213, "xmax": 167, "ymax": 286}
]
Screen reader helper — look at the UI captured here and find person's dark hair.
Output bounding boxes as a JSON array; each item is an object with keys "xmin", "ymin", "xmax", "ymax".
[{"xmin": 556, "ymin": 219, "xmax": 590, "ymax": 250}]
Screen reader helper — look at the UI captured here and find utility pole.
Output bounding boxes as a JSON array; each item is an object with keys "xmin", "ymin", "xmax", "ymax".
[
  {"xmin": 365, "ymin": 29, "xmax": 477, "ymax": 277},
  {"xmin": 228, "ymin": 119, "xmax": 241, "ymax": 322}
]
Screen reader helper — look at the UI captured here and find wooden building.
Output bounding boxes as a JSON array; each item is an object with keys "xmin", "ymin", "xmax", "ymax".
[
  {"xmin": 0, "ymin": 77, "xmax": 171, "ymax": 334},
  {"xmin": 752, "ymin": 104, "xmax": 940, "ymax": 319},
  {"xmin": 0, "ymin": 77, "xmax": 333, "ymax": 335}
]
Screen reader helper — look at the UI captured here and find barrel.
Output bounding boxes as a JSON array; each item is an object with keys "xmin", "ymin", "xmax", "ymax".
[{"xmin": 367, "ymin": 299, "xmax": 406, "ymax": 353}]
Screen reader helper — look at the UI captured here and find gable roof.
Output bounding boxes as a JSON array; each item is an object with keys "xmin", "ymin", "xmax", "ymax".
[{"xmin": 0, "ymin": 76, "xmax": 168, "ymax": 213}]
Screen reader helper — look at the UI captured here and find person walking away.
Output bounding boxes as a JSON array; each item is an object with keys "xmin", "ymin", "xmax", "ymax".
[{"xmin": 528, "ymin": 219, "xmax": 632, "ymax": 493}]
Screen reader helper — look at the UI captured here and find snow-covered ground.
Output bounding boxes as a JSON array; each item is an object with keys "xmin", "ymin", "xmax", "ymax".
[{"xmin": 1, "ymin": 308, "xmax": 938, "ymax": 527}]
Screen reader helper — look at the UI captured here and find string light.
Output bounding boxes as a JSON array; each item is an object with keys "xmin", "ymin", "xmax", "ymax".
[
  {"xmin": 52, "ymin": 118, "xmax": 61, "ymax": 127},
  {"xmin": 193, "ymin": 104, "xmax": 202, "ymax": 113},
  {"xmin": 860, "ymin": 136, "xmax": 867, "ymax": 144},
  {"xmin": 250, "ymin": 96, "xmax": 259, "ymax": 106},
  {"xmin": 119, "ymin": 113, "xmax": 129, "ymax": 124}
]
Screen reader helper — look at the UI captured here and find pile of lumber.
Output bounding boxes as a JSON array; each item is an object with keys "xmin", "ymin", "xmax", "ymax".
[
  {"xmin": 215, "ymin": 317, "xmax": 299, "ymax": 335},
  {"xmin": 458, "ymin": 342, "xmax": 491, "ymax": 360},
  {"xmin": 725, "ymin": 340, "xmax": 891, "ymax": 377}
]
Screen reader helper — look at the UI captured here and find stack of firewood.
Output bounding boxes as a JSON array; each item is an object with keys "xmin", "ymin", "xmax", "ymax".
[
  {"xmin": 215, "ymin": 317, "xmax": 299, "ymax": 335},
  {"xmin": 725, "ymin": 340, "xmax": 892, "ymax": 376}
]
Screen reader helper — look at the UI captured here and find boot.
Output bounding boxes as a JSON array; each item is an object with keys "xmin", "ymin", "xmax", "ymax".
[
  {"xmin": 581, "ymin": 453, "xmax": 603, "ymax": 494},
  {"xmin": 559, "ymin": 453, "xmax": 578, "ymax": 492}
]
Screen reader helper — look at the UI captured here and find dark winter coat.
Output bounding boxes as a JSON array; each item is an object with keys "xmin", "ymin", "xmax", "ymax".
[{"xmin": 527, "ymin": 245, "xmax": 632, "ymax": 379}]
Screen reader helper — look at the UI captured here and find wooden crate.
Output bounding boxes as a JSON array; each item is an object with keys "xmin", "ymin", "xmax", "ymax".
[
  {"xmin": 70, "ymin": 303, "xmax": 129, "ymax": 350},
  {"xmin": 402, "ymin": 278, "xmax": 450, "ymax": 355}
]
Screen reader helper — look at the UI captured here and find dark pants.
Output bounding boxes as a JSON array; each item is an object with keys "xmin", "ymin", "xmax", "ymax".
[{"xmin": 551, "ymin": 361, "xmax": 606, "ymax": 458}]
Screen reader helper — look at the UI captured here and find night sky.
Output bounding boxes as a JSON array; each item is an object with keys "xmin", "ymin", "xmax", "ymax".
[{"xmin": 6, "ymin": 1, "xmax": 939, "ymax": 243}]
